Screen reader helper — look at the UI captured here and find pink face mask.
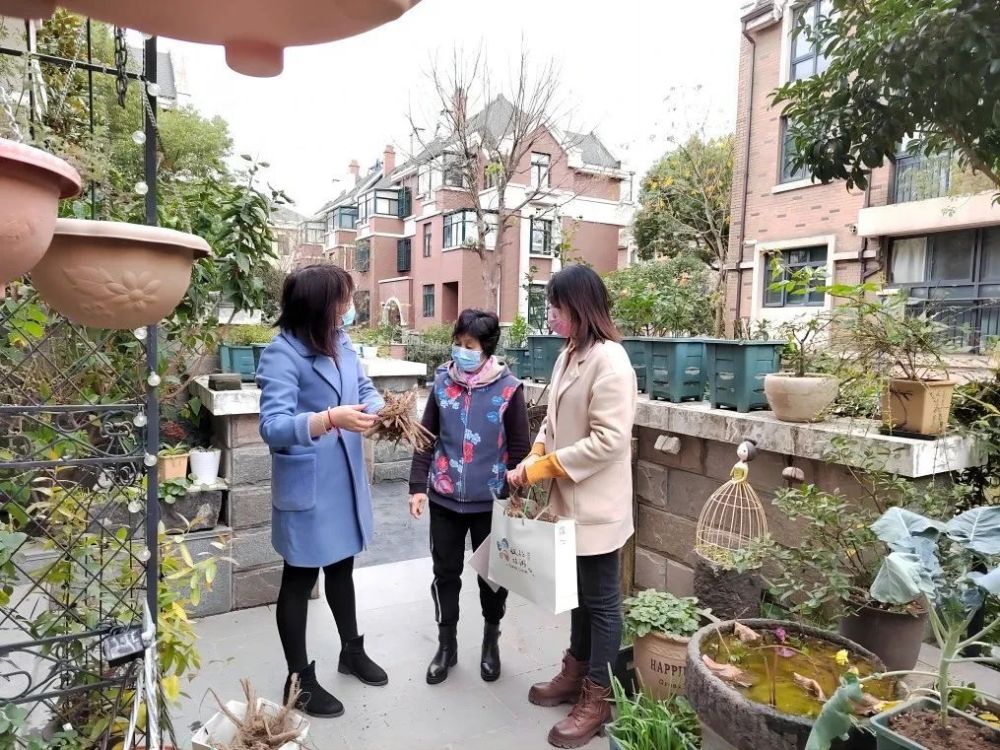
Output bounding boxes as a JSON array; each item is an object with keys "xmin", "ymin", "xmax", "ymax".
[{"xmin": 547, "ymin": 306, "xmax": 572, "ymax": 338}]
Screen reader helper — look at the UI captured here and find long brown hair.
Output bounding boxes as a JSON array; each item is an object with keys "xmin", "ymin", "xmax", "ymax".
[
  {"xmin": 276, "ymin": 264, "xmax": 354, "ymax": 359},
  {"xmin": 546, "ymin": 264, "xmax": 620, "ymax": 349}
]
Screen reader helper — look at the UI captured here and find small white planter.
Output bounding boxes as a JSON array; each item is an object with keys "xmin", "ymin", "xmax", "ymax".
[
  {"xmin": 189, "ymin": 448, "xmax": 222, "ymax": 485},
  {"xmin": 192, "ymin": 698, "xmax": 309, "ymax": 750},
  {"xmin": 360, "ymin": 344, "xmax": 379, "ymax": 360}
]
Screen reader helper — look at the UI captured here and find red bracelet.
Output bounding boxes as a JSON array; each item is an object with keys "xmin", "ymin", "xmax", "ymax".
[{"xmin": 324, "ymin": 409, "xmax": 334, "ymax": 431}]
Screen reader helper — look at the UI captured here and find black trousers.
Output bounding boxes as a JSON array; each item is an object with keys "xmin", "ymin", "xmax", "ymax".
[
  {"xmin": 276, "ymin": 557, "xmax": 358, "ymax": 673},
  {"xmin": 429, "ymin": 501, "xmax": 508, "ymax": 628},
  {"xmin": 569, "ymin": 550, "xmax": 622, "ymax": 687}
]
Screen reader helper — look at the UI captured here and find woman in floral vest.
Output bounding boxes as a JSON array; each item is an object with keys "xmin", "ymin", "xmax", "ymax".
[{"xmin": 408, "ymin": 309, "xmax": 530, "ymax": 685}]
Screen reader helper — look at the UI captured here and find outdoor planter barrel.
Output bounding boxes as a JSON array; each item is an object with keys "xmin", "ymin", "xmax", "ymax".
[
  {"xmin": 527, "ymin": 335, "xmax": 564, "ymax": 383},
  {"xmin": 839, "ymin": 604, "xmax": 927, "ymax": 673},
  {"xmin": 870, "ymin": 697, "xmax": 1000, "ymax": 750},
  {"xmin": 220, "ymin": 344, "xmax": 257, "ymax": 382},
  {"xmin": 0, "ymin": 138, "xmax": 81, "ymax": 284},
  {"xmin": 703, "ymin": 339, "xmax": 783, "ymax": 413},
  {"xmin": 686, "ymin": 619, "xmax": 893, "ymax": 750},
  {"xmin": 882, "ymin": 378, "xmax": 956, "ymax": 437},
  {"xmin": 649, "ymin": 338, "xmax": 707, "ymax": 403},
  {"xmin": 622, "ymin": 337, "xmax": 652, "ymax": 393},
  {"xmin": 504, "ymin": 346, "xmax": 531, "ymax": 379}
]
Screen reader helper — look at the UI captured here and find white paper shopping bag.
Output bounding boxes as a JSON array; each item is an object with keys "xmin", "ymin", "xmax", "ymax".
[
  {"xmin": 488, "ymin": 500, "xmax": 578, "ymax": 614},
  {"xmin": 469, "ymin": 534, "xmax": 501, "ymax": 593}
]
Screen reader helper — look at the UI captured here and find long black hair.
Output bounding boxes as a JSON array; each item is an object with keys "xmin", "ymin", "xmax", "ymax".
[
  {"xmin": 276, "ymin": 264, "xmax": 354, "ymax": 358},
  {"xmin": 547, "ymin": 264, "xmax": 620, "ymax": 349}
]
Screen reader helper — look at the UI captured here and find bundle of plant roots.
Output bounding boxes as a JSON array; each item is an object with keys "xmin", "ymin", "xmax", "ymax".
[
  {"xmin": 505, "ymin": 486, "xmax": 557, "ymax": 522},
  {"xmin": 214, "ymin": 678, "xmax": 303, "ymax": 750},
  {"xmin": 365, "ymin": 389, "xmax": 435, "ymax": 453}
]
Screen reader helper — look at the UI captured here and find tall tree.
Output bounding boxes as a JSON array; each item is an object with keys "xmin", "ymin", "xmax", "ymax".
[
  {"xmin": 409, "ymin": 46, "xmax": 585, "ymax": 313},
  {"xmin": 774, "ymin": 0, "xmax": 1000, "ymax": 192},
  {"xmin": 633, "ymin": 133, "xmax": 733, "ymax": 334}
]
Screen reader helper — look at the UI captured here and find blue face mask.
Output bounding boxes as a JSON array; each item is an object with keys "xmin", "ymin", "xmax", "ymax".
[
  {"xmin": 341, "ymin": 303, "xmax": 356, "ymax": 328},
  {"xmin": 452, "ymin": 345, "xmax": 483, "ymax": 373}
]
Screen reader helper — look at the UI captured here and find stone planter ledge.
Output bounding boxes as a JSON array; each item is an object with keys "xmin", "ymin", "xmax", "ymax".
[{"xmin": 523, "ymin": 383, "xmax": 982, "ymax": 479}]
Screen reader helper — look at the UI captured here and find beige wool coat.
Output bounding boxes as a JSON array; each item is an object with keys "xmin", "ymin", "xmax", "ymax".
[{"xmin": 535, "ymin": 339, "xmax": 637, "ymax": 556}]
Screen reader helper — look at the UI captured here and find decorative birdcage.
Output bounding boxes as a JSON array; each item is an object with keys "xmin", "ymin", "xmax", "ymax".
[{"xmin": 694, "ymin": 440, "xmax": 769, "ymax": 566}]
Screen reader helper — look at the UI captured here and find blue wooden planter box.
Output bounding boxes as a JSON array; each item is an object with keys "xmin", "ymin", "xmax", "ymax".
[
  {"xmin": 621, "ymin": 337, "xmax": 652, "ymax": 393},
  {"xmin": 219, "ymin": 344, "xmax": 257, "ymax": 382},
  {"xmin": 527, "ymin": 335, "xmax": 564, "ymax": 383},
  {"xmin": 703, "ymin": 338, "xmax": 783, "ymax": 412},
  {"xmin": 648, "ymin": 338, "xmax": 707, "ymax": 403},
  {"xmin": 504, "ymin": 347, "xmax": 531, "ymax": 379}
]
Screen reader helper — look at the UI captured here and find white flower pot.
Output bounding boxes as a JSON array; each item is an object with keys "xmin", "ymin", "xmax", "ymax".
[
  {"xmin": 360, "ymin": 345, "xmax": 379, "ymax": 360},
  {"xmin": 191, "ymin": 698, "xmax": 308, "ymax": 750},
  {"xmin": 189, "ymin": 448, "xmax": 222, "ymax": 485}
]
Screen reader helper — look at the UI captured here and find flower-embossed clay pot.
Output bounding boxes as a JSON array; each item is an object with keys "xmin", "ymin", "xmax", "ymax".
[
  {"xmin": 31, "ymin": 219, "xmax": 210, "ymax": 329},
  {"xmin": 8, "ymin": 0, "xmax": 422, "ymax": 77},
  {"xmin": 0, "ymin": 138, "xmax": 81, "ymax": 284}
]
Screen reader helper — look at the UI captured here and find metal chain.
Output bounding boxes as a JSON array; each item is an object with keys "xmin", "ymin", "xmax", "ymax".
[{"xmin": 114, "ymin": 27, "xmax": 128, "ymax": 107}]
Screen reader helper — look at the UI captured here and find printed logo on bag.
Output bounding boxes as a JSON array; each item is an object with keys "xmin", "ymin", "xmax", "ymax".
[{"xmin": 495, "ymin": 537, "xmax": 532, "ymax": 575}]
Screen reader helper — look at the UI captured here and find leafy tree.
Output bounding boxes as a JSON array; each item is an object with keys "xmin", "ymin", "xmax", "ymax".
[
  {"xmin": 774, "ymin": 0, "xmax": 1000, "ymax": 192},
  {"xmin": 604, "ymin": 257, "xmax": 714, "ymax": 337},
  {"xmin": 633, "ymin": 134, "xmax": 733, "ymax": 334}
]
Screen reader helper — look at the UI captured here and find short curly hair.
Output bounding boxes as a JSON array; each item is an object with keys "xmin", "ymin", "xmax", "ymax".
[{"xmin": 452, "ymin": 309, "xmax": 501, "ymax": 357}]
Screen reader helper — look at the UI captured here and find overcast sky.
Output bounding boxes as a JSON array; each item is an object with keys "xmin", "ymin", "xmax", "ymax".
[{"xmin": 161, "ymin": 0, "xmax": 744, "ymax": 215}]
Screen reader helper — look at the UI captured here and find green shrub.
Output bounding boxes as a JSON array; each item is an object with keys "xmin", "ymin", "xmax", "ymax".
[
  {"xmin": 604, "ymin": 256, "xmax": 714, "ymax": 337},
  {"xmin": 223, "ymin": 324, "xmax": 277, "ymax": 346},
  {"xmin": 420, "ymin": 323, "xmax": 454, "ymax": 345},
  {"xmin": 622, "ymin": 589, "xmax": 707, "ymax": 641},
  {"xmin": 608, "ymin": 675, "xmax": 700, "ymax": 750}
]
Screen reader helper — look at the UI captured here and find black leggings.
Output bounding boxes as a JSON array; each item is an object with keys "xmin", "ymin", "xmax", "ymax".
[{"xmin": 276, "ymin": 557, "xmax": 358, "ymax": 673}]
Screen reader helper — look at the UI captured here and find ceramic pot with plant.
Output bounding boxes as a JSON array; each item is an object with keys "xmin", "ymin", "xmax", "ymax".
[
  {"xmin": 688, "ymin": 619, "xmax": 901, "ymax": 750},
  {"xmin": 623, "ymin": 589, "xmax": 710, "ymax": 700},
  {"xmin": 762, "ymin": 260, "xmax": 839, "ymax": 423},
  {"xmin": 607, "ymin": 674, "xmax": 700, "ymax": 750},
  {"xmin": 189, "ymin": 447, "xmax": 222, "ymax": 486},
  {"xmin": 221, "ymin": 324, "xmax": 276, "ymax": 381},
  {"xmin": 0, "ymin": 138, "xmax": 82, "ymax": 284},
  {"xmin": 31, "ymin": 219, "xmax": 211, "ymax": 329},
  {"xmin": 806, "ymin": 505, "xmax": 1000, "ymax": 750},
  {"xmin": 833, "ymin": 286, "xmax": 956, "ymax": 436},
  {"xmin": 159, "ymin": 444, "xmax": 190, "ymax": 482}
]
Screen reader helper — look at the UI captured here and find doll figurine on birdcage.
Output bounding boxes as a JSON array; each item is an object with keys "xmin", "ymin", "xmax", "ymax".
[{"xmin": 694, "ymin": 440, "xmax": 769, "ymax": 567}]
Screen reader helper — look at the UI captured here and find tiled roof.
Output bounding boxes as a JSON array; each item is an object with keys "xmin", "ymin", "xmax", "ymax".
[{"xmin": 270, "ymin": 204, "xmax": 306, "ymax": 225}]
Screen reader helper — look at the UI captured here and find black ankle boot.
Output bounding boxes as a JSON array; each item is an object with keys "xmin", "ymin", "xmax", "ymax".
[
  {"xmin": 480, "ymin": 622, "xmax": 501, "ymax": 682},
  {"xmin": 337, "ymin": 635, "xmax": 388, "ymax": 686},
  {"xmin": 285, "ymin": 661, "xmax": 343, "ymax": 718},
  {"xmin": 426, "ymin": 625, "xmax": 458, "ymax": 685}
]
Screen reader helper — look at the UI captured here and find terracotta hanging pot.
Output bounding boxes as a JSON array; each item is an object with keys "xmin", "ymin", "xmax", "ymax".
[
  {"xmin": 0, "ymin": 138, "xmax": 82, "ymax": 284},
  {"xmin": 6, "ymin": 0, "xmax": 422, "ymax": 77},
  {"xmin": 31, "ymin": 219, "xmax": 210, "ymax": 329}
]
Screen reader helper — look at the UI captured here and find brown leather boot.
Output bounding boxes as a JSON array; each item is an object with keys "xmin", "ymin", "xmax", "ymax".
[
  {"xmin": 547, "ymin": 678, "xmax": 612, "ymax": 749},
  {"xmin": 528, "ymin": 650, "xmax": 589, "ymax": 707}
]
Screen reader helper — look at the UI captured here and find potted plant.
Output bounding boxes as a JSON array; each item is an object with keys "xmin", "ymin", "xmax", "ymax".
[
  {"xmin": 687, "ymin": 619, "xmax": 900, "ymax": 750},
  {"xmin": 220, "ymin": 324, "xmax": 276, "ymax": 382},
  {"xmin": 504, "ymin": 314, "xmax": 530, "ymax": 379},
  {"xmin": 159, "ymin": 419, "xmax": 191, "ymax": 481},
  {"xmin": 0, "ymin": 137, "xmax": 82, "ymax": 284},
  {"xmin": 694, "ymin": 539, "xmax": 770, "ymax": 621},
  {"xmin": 833, "ymin": 285, "xmax": 956, "ymax": 436},
  {"xmin": 31, "ymin": 218, "xmax": 211, "ymax": 330},
  {"xmin": 768, "ymin": 440, "xmax": 960, "ymax": 672},
  {"xmin": 607, "ymin": 674, "xmax": 701, "ymax": 750},
  {"xmin": 806, "ymin": 505, "xmax": 1000, "ymax": 750},
  {"xmin": 702, "ymin": 320, "xmax": 785, "ymax": 413},
  {"xmin": 623, "ymin": 589, "xmax": 710, "ymax": 700},
  {"xmin": 192, "ymin": 679, "xmax": 309, "ymax": 750}
]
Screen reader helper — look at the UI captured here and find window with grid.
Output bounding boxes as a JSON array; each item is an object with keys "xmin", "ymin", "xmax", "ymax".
[
  {"xmin": 764, "ymin": 246, "xmax": 827, "ymax": 307},
  {"xmin": 443, "ymin": 154, "xmax": 464, "ymax": 187},
  {"xmin": 423, "ymin": 222, "xmax": 432, "ymax": 257},
  {"xmin": 423, "ymin": 284, "xmax": 435, "ymax": 318},
  {"xmin": 530, "ymin": 152, "xmax": 551, "ymax": 188},
  {"xmin": 397, "ymin": 238, "xmax": 412, "ymax": 273},
  {"xmin": 789, "ymin": 0, "xmax": 831, "ymax": 81},
  {"xmin": 333, "ymin": 206, "xmax": 357, "ymax": 229},
  {"xmin": 530, "ymin": 218, "xmax": 553, "ymax": 255},
  {"xmin": 779, "ymin": 117, "xmax": 810, "ymax": 184},
  {"xmin": 355, "ymin": 239, "xmax": 370, "ymax": 272},
  {"xmin": 443, "ymin": 210, "xmax": 476, "ymax": 249}
]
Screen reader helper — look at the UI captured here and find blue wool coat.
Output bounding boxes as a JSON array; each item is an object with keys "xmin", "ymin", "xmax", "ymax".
[{"xmin": 257, "ymin": 330, "xmax": 384, "ymax": 568}]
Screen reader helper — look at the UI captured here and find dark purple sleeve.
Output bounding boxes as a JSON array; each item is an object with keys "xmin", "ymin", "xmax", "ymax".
[
  {"xmin": 408, "ymin": 392, "xmax": 440, "ymax": 494},
  {"xmin": 503, "ymin": 385, "xmax": 531, "ymax": 470}
]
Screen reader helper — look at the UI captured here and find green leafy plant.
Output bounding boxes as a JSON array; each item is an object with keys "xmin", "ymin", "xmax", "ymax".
[
  {"xmin": 604, "ymin": 256, "xmax": 715, "ymax": 337},
  {"xmin": 223, "ymin": 324, "xmax": 277, "ymax": 347},
  {"xmin": 765, "ymin": 258, "xmax": 840, "ymax": 378},
  {"xmin": 507, "ymin": 314, "xmax": 529, "ymax": 349},
  {"xmin": 159, "ymin": 478, "xmax": 189, "ymax": 505},
  {"xmin": 698, "ymin": 535, "xmax": 773, "ymax": 574},
  {"xmin": 807, "ymin": 504, "xmax": 1000, "ymax": 748},
  {"xmin": 608, "ymin": 674, "xmax": 700, "ymax": 750},
  {"xmin": 158, "ymin": 443, "xmax": 190, "ymax": 458},
  {"xmin": 623, "ymin": 589, "xmax": 708, "ymax": 641}
]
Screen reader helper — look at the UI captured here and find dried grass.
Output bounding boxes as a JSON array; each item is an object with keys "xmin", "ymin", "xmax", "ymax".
[
  {"xmin": 365, "ymin": 389, "xmax": 435, "ymax": 453},
  {"xmin": 211, "ymin": 678, "xmax": 303, "ymax": 750}
]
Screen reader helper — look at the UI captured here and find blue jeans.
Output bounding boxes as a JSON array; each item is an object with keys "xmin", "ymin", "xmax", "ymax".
[{"xmin": 569, "ymin": 550, "xmax": 622, "ymax": 687}]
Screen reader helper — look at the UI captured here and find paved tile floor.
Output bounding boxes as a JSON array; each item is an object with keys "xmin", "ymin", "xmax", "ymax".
[{"xmin": 173, "ymin": 556, "xmax": 601, "ymax": 750}]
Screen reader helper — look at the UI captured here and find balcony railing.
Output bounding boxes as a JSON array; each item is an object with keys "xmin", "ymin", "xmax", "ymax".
[
  {"xmin": 907, "ymin": 297, "xmax": 1000, "ymax": 353},
  {"xmin": 891, "ymin": 150, "xmax": 954, "ymax": 204}
]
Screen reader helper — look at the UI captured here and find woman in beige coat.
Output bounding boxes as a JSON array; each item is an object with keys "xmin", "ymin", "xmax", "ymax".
[{"xmin": 508, "ymin": 264, "xmax": 637, "ymax": 749}]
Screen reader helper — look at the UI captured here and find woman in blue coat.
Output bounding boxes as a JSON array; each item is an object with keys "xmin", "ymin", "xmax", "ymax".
[{"xmin": 257, "ymin": 264, "xmax": 387, "ymax": 718}]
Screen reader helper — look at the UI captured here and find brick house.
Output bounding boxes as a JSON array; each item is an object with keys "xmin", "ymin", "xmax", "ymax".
[
  {"xmin": 729, "ymin": 0, "xmax": 1000, "ymax": 353},
  {"xmin": 305, "ymin": 95, "xmax": 635, "ymax": 330}
]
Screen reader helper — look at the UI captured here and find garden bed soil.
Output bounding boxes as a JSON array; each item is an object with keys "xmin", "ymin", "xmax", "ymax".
[{"xmin": 888, "ymin": 708, "xmax": 1000, "ymax": 750}]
